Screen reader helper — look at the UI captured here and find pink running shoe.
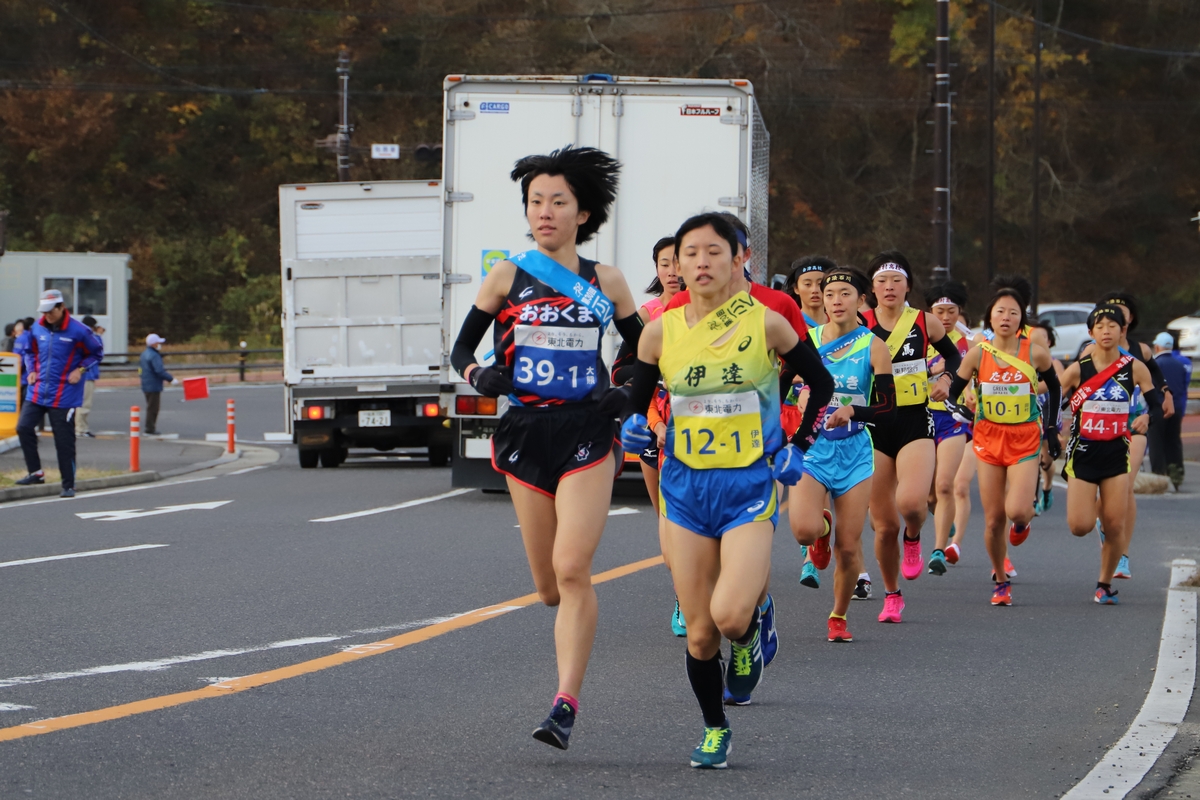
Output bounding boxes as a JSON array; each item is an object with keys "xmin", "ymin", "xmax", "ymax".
[
  {"xmin": 901, "ymin": 534, "xmax": 923, "ymax": 581},
  {"xmin": 878, "ymin": 592, "xmax": 905, "ymax": 623}
]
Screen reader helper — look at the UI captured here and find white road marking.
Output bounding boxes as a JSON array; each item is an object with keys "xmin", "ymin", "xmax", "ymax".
[
  {"xmin": 0, "ymin": 617, "xmax": 459, "ymax": 691},
  {"xmin": 0, "ymin": 703, "xmax": 35, "ymax": 712},
  {"xmin": 226, "ymin": 465, "xmax": 268, "ymax": 476},
  {"xmin": 76, "ymin": 500, "xmax": 232, "ymax": 522},
  {"xmin": 311, "ymin": 488, "xmax": 474, "ymax": 522},
  {"xmin": 608, "ymin": 507, "xmax": 640, "ymax": 516},
  {"xmin": 1062, "ymin": 558, "xmax": 1198, "ymax": 800},
  {"xmin": 4, "ymin": 476, "xmax": 217, "ymax": 511},
  {"xmin": 0, "ymin": 544, "xmax": 169, "ymax": 569}
]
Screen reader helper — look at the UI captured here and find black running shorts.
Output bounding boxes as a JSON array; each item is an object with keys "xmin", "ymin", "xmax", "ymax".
[
  {"xmin": 1063, "ymin": 436, "xmax": 1130, "ymax": 484},
  {"xmin": 491, "ymin": 403, "xmax": 620, "ymax": 497},
  {"xmin": 639, "ymin": 445, "xmax": 660, "ymax": 470},
  {"xmin": 868, "ymin": 405, "xmax": 935, "ymax": 460}
]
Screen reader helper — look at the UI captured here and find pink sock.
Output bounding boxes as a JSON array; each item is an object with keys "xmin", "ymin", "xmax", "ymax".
[{"xmin": 554, "ymin": 692, "xmax": 578, "ymax": 714}]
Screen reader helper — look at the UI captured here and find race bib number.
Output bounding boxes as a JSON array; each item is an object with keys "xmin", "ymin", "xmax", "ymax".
[
  {"xmin": 892, "ymin": 359, "xmax": 928, "ymax": 406},
  {"xmin": 672, "ymin": 392, "xmax": 763, "ymax": 470},
  {"xmin": 979, "ymin": 381, "xmax": 1031, "ymax": 424},
  {"xmin": 822, "ymin": 392, "xmax": 867, "ymax": 440},
  {"xmin": 512, "ymin": 325, "xmax": 599, "ymax": 402},
  {"xmin": 1080, "ymin": 399, "xmax": 1130, "ymax": 441}
]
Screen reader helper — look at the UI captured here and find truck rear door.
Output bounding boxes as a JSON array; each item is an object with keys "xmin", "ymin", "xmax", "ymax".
[{"xmin": 280, "ymin": 182, "xmax": 444, "ymax": 385}]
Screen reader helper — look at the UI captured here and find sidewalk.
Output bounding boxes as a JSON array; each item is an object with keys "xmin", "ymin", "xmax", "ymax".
[{"xmin": 0, "ymin": 433, "xmax": 229, "ymax": 500}]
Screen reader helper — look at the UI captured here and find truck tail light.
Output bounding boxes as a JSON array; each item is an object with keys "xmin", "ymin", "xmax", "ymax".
[
  {"xmin": 418, "ymin": 402, "xmax": 440, "ymax": 417},
  {"xmin": 455, "ymin": 396, "xmax": 498, "ymax": 416},
  {"xmin": 305, "ymin": 405, "xmax": 325, "ymax": 420}
]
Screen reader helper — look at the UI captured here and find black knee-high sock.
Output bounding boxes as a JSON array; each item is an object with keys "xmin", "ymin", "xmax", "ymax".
[{"xmin": 686, "ymin": 652, "xmax": 728, "ymax": 729}]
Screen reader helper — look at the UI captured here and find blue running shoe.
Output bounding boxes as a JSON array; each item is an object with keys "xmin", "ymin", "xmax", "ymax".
[
  {"xmin": 725, "ymin": 628, "xmax": 764, "ymax": 702},
  {"xmin": 1095, "ymin": 586, "xmax": 1120, "ymax": 605},
  {"xmin": 800, "ymin": 559, "xmax": 820, "ymax": 589},
  {"xmin": 1114, "ymin": 554, "xmax": 1131, "ymax": 580},
  {"xmin": 759, "ymin": 594, "xmax": 778, "ymax": 668},
  {"xmin": 672, "ymin": 597, "xmax": 688, "ymax": 637},
  {"xmin": 1043, "ymin": 488, "xmax": 1054, "ymax": 511},
  {"xmin": 1033, "ymin": 492, "xmax": 1044, "ymax": 516},
  {"xmin": 532, "ymin": 697, "xmax": 575, "ymax": 750},
  {"xmin": 927, "ymin": 549, "xmax": 947, "ymax": 576},
  {"xmin": 690, "ymin": 726, "xmax": 732, "ymax": 769},
  {"xmin": 723, "ymin": 686, "xmax": 751, "ymax": 706}
]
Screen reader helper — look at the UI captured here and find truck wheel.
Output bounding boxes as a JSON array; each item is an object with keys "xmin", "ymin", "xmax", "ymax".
[
  {"xmin": 320, "ymin": 449, "xmax": 341, "ymax": 468},
  {"xmin": 299, "ymin": 450, "xmax": 319, "ymax": 469},
  {"xmin": 428, "ymin": 445, "xmax": 452, "ymax": 467}
]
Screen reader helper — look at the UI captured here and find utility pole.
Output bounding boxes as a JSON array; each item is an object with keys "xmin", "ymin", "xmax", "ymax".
[
  {"xmin": 930, "ymin": 0, "xmax": 952, "ymax": 284},
  {"xmin": 1030, "ymin": 0, "xmax": 1042, "ymax": 312},
  {"xmin": 336, "ymin": 49, "xmax": 352, "ymax": 182},
  {"xmin": 986, "ymin": 0, "xmax": 996, "ymax": 283}
]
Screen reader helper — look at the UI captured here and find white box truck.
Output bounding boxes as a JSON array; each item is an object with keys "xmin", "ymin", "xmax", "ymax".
[
  {"xmin": 279, "ymin": 179, "xmax": 457, "ymax": 468},
  {"xmin": 438, "ymin": 74, "xmax": 770, "ymax": 490}
]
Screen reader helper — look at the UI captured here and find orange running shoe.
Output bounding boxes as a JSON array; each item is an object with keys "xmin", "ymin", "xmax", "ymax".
[
  {"xmin": 945, "ymin": 542, "xmax": 961, "ymax": 565},
  {"xmin": 991, "ymin": 558, "xmax": 1017, "ymax": 580},
  {"xmin": 1009, "ymin": 521, "xmax": 1031, "ymax": 547},
  {"xmin": 991, "ymin": 581, "xmax": 1013, "ymax": 606},
  {"xmin": 827, "ymin": 616, "xmax": 853, "ymax": 642},
  {"xmin": 810, "ymin": 509, "xmax": 833, "ymax": 570}
]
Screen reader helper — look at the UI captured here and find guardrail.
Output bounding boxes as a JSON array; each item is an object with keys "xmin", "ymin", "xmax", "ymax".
[{"xmin": 99, "ymin": 348, "xmax": 283, "ymax": 382}]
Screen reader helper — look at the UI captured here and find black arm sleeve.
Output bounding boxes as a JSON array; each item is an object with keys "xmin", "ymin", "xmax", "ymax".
[
  {"xmin": 1144, "ymin": 387, "xmax": 1164, "ymax": 416},
  {"xmin": 853, "ymin": 374, "xmax": 896, "ymax": 426},
  {"xmin": 931, "ymin": 335, "xmax": 962, "ymax": 378},
  {"xmin": 622, "ymin": 359, "xmax": 662, "ymax": 420},
  {"xmin": 1145, "ymin": 352, "xmax": 1168, "ymax": 393},
  {"xmin": 780, "ymin": 340, "xmax": 834, "ymax": 447},
  {"xmin": 613, "ymin": 313, "xmax": 644, "ymax": 350},
  {"xmin": 611, "ymin": 339, "xmax": 636, "ymax": 386},
  {"xmin": 948, "ymin": 373, "xmax": 971, "ymax": 406},
  {"xmin": 450, "ymin": 305, "xmax": 496, "ymax": 379},
  {"xmin": 1038, "ymin": 367, "xmax": 1061, "ymax": 436}
]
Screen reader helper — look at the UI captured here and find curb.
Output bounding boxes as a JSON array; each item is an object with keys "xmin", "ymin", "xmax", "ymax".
[
  {"xmin": 0, "ymin": 439, "xmax": 242, "ymax": 503},
  {"xmin": 0, "ymin": 435, "xmax": 18, "ymax": 455},
  {"xmin": 0, "ymin": 471, "xmax": 161, "ymax": 503}
]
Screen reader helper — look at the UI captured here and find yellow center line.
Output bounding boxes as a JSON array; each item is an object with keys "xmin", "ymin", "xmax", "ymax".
[{"xmin": 0, "ymin": 555, "xmax": 665, "ymax": 743}]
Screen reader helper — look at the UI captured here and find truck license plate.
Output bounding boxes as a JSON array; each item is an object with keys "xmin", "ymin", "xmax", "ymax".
[{"xmin": 358, "ymin": 410, "xmax": 391, "ymax": 427}]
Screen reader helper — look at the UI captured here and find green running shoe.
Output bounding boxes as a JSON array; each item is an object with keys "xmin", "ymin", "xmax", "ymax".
[
  {"xmin": 690, "ymin": 726, "xmax": 732, "ymax": 769},
  {"xmin": 800, "ymin": 560, "xmax": 820, "ymax": 589},
  {"xmin": 927, "ymin": 549, "xmax": 947, "ymax": 576},
  {"xmin": 725, "ymin": 628, "xmax": 763, "ymax": 700},
  {"xmin": 671, "ymin": 597, "xmax": 687, "ymax": 637}
]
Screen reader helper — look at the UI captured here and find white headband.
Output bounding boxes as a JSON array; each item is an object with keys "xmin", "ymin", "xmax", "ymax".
[
  {"xmin": 932, "ymin": 297, "xmax": 958, "ymax": 308},
  {"xmin": 875, "ymin": 262, "xmax": 908, "ymax": 277}
]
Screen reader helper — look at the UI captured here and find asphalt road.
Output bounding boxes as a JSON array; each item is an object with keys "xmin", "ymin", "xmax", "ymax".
[{"xmin": 2, "ymin": 440, "xmax": 1199, "ymax": 798}]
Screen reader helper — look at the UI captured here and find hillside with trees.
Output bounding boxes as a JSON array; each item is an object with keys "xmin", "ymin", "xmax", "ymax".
[{"xmin": 1, "ymin": 0, "xmax": 1197, "ymax": 343}]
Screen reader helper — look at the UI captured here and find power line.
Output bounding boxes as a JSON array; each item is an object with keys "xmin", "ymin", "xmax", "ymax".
[
  {"xmin": 989, "ymin": 0, "xmax": 1200, "ymax": 59},
  {"xmin": 188, "ymin": 0, "xmax": 772, "ymax": 22}
]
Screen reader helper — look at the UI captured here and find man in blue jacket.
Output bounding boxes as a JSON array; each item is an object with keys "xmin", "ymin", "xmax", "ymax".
[
  {"xmin": 15, "ymin": 289, "xmax": 104, "ymax": 497},
  {"xmin": 139, "ymin": 333, "xmax": 177, "ymax": 436},
  {"xmin": 1150, "ymin": 331, "xmax": 1191, "ymax": 490}
]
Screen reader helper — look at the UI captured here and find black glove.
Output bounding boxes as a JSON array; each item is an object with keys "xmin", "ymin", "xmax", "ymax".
[
  {"xmin": 469, "ymin": 366, "xmax": 513, "ymax": 398},
  {"xmin": 597, "ymin": 385, "xmax": 630, "ymax": 418},
  {"xmin": 1045, "ymin": 428, "xmax": 1062, "ymax": 461}
]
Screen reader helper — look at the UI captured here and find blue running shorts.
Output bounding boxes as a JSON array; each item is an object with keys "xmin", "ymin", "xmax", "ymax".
[
  {"xmin": 659, "ymin": 456, "xmax": 778, "ymax": 538},
  {"xmin": 931, "ymin": 409, "xmax": 971, "ymax": 445},
  {"xmin": 803, "ymin": 431, "xmax": 875, "ymax": 499}
]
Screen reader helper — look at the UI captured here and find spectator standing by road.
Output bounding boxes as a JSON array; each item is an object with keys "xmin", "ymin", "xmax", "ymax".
[
  {"xmin": 2, "ymin": 322, "xmax": 16, "ymax": 352},
  {"xmin": 1150, "ymin": 331, "xmax": 1190, "ymax": 490},
  {"xmin": 74, "ymin": 316, "xmax": 103, "ymax": 438},
  {"xmin": 139, "ymin": 333, "xmax": 177, "ymax": 436},
  {"xmin": 14, "ymin": 290, "xmax": 104, "ymax": 498}
]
